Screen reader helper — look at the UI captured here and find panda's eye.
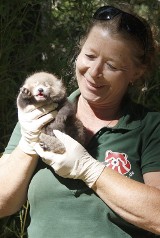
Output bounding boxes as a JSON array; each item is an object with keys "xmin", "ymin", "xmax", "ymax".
[
  {"xmin": 45, "ymin": 82, "xmax": 51, "ymax": 87},
  {"xmin": 34, "ymin": 81, "xmax": 39, "ymax": 86}
]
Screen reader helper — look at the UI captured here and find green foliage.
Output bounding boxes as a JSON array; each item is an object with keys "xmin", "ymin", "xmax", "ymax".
[
  {"xmin": 0, "ymin": 202, "xmax": 29, "ymax": 238},
  {"xmin": 0, "ymin": 0, "xmax": 160, "ymax": 237},
  {"xmin": 0, "ymin": 1, "xmax": 46, "ymax": 152}
]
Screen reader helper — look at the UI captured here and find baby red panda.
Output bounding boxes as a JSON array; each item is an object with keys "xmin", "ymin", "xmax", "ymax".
[{"xmin": 17, "ymin": 72, "xmax": 85, "ymax": 153}]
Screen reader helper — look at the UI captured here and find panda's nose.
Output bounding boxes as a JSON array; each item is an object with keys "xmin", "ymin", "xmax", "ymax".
[{"xmin": 38, "ymin": 88, "xmax": 44, "ymax": 93}]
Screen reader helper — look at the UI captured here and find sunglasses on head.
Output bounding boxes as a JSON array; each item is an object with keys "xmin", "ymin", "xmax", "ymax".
[{"xmin": 93, "ymin": 6, "xmax": 148, "ymax": 61}]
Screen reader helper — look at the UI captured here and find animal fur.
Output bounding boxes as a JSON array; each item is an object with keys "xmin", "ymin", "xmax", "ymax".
[{"xmin": 17, "ymin": 72, "xmax": 85, "ymax": 153}]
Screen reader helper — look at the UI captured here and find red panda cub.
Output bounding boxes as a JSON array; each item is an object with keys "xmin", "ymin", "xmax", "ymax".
[{"xmin": 17, "ymin": 72, "xmax": 85, "ymax": 153}]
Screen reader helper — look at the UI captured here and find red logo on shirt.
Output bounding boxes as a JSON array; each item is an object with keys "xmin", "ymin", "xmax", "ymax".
[{"xmin": 104, "ymin": 150, "xmax": 131, "ymax": 175}]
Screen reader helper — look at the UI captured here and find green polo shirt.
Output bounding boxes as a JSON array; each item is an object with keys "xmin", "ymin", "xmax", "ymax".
[{"xmin": 4, "ymin": 89, "xmax": 160, "ymax": 238}]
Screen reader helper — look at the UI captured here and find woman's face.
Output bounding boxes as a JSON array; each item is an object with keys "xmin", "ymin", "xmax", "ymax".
[{"xmin": 76, "ymin": 26, "xmax": 142, "ymax": 107}]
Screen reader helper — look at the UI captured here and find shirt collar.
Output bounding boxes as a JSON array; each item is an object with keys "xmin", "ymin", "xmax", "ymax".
[{"xmin": 68, "ymin": 89, "xmax": 142, "ymax": 131}]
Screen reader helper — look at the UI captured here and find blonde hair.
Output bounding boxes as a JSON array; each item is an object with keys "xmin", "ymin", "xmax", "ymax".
[{"xmin": 78, "ymin": 4, "xmax": 158, "ymax": 77}]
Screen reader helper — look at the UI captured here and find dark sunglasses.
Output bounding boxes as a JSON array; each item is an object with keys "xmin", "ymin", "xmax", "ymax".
[{"xmin": 93, "ymin": 6, "xmax": 148, "ymax": 61}]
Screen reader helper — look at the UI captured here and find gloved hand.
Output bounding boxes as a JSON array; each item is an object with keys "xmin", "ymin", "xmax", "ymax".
[
  {"xmin": 18, "ymin": 103, "xmax": 57, "ymax": 155},
  {"xmin": 34, "ymin": 130, "xmax": 105, "ymax": 188}
]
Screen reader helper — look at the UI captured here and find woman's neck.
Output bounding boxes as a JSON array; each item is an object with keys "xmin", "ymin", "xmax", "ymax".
[
  {"xmin": 76, "ymin": 95, "xmax": 122, "ymax": 144},
  {"xmin": 77, "ymin": 95, "xmax": 121, "ymax": 120}
]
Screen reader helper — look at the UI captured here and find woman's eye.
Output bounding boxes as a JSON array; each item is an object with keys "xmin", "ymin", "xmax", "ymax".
[
  {"xmin": 85, "ymin": 54, "xmax": 95, "ymax": 59},
  {"xmin": 106, "ymin": 63, "xmax": 117, "ymax": 71}
]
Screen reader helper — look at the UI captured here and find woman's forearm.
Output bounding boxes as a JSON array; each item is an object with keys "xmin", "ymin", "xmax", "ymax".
[
  {"xmin": 92, "ymin": 167, "xmax": 160, "ymax": 234},
  {"xmin": 0, "ymin": 147, "xmax": 38, "ymax": 217}
]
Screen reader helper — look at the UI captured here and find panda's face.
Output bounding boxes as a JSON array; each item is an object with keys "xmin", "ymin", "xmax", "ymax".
[
  {"xmin": 31, "ymin": 81, "xmax": 52, "ymax": 102},
  {"xmin": 23, "ymin": 72, "xmax": 65, "ymax": 103}
]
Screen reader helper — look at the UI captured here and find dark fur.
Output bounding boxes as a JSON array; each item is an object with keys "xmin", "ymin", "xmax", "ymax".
[{"xmin": 17, "ymin": 72, "xmax": 85, "ymax": 153}]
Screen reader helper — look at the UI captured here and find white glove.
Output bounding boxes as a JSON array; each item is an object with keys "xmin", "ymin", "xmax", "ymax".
[
  {"xmin": 18, "ymin": 104, "xmax": 57, "ymax": 154},
  {"xmin": 34, "ymin": 130, "xmax": 105, "ymax": 188}
]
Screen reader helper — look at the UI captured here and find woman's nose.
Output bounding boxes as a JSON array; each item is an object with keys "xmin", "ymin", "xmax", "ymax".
[{"xmin": 89, "ymin": 60, "xmax": 104, "ymax": 78}]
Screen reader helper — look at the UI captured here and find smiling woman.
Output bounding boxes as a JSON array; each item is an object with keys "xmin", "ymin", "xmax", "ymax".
[
  {"xmin": 76, "ymin": 27, "xmax": 139, "ymax": 108},
  {"xmin": 1, "ymin": 3, "xmax": 160, "ymax": 238}
]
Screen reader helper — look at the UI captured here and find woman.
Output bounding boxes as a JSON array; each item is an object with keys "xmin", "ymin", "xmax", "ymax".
[{"xmin": 1, "ymin": 4, "xmax": 160, "ymax": 238}]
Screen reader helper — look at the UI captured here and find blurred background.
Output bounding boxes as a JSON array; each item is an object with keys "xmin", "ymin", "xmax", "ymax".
[{"xmin": 0, "ymin": 0, "xmax": 160, "ymax": 237}]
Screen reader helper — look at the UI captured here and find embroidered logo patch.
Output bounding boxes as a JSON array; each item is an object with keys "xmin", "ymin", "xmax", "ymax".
[{"xmin": 104, "ymin": 150, "xmax": 131, "ymax": 175}]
